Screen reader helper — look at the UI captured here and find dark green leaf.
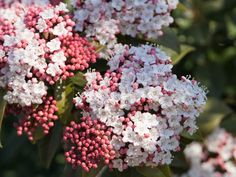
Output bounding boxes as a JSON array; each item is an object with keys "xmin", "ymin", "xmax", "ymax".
[
  {"xmin": 114, "ymin": 168, "xmax": 145, "ymax": 177},
  {"xmin": 159, "ymin": 165, "xmax": 172, "ymax": 177},
  {"xmin": 197, "ymin": 98, "xmax": 232, "ymax": 136},
  {"xmin": 171, "ymin": 45, "xmax": 195, "ymax": 64},
  {"xmin": 63, "ymin": 0, "xmax": 74, "ymax": 12},
  {"xmin": 136, "ymin": 165, "xmax": 172, "ymax": 177},
  {"xmin": 91, "ymin": 41, "xmax": 107, "ymax": 54},
  {"xmin": 70, "ymin": 72, "xmax": 87, "ymax": 88},
  {"xmin": 60, "ymin": 165, "xmax": 82, "ymax": 177},
  {"xmin": 0, "ymin": 89, "xmax": 7, "ymax": 148},
  {"xmin": 195, "ymin": 62, "xmax": 226, "ymax": 98},
  {"xmin": 220, "ymin": 114, "xmax": 236, "ymax": 136},
  {"xmin": 55, "ymin": 80, "xmax": 74, "ymax": 125},
  {"xmin": 180, "ymin": 129, "xmax": 203, "ymax": 141},
  {"xmin": 171, "ymin": 152, "xmax": 189, "ymax": 170},
  {"xmin": 155, "ymin": 28, "xmax": 180, "ymax": 53},
  {"xmin": 38, "ymin": 122, "xmax": 62, "ymax": 168},
  {"xmin": 32, "ymin": 127, "xmax": 45, "ymax": 143},
  {"xmin": 161, "ymin": 45, "xmax": 195, "ymax": 65}
]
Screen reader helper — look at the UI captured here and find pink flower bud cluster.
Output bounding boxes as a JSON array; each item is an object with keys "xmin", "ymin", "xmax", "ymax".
[
  {"xmin": 0, "ymin": 2, "xmax": 97, "ymax": 106},
  {"xmin": 59, "ymin": 33, "xmax": 97, "ymax": 79},
  {"xmin": 63, "ymin": 117, "xmax": 116, "ymax": 172},
  {"xmin": 74, "ymin": 44, "xmax": 207, "ymax": 171},
  {"xmin": 15, "ymin": 96, "xmax": 58, "ymax": 141},
  {"xmin": 179, "ymin": 128, "xmax": 236, "ymax": 177},
  {"xmin": 72, "ymin": 0, "xmax": 179, "ymax": 47},
  {"xmin": 0, "ymin": 17, "xmax": 15, "ymax": 41}
]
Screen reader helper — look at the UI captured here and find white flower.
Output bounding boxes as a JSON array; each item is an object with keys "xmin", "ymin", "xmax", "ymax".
[
  {"xmin": 34, "ymin": 57, "xmax": 47, "ymax": 72},
  {"xmin": 84, "ymin": 71, "xmax": 97, "ymax": 85},
  {"xmin": 111, "ymin": 136, "xmax": 125, "ymax": 150},
  {"xmin": 122, "ymin": 126, "xmax": 137, "ymax": 143},
  {"xmin": 46, "ymin": 63, "xmax": 61, "ymax": 77},
  {"xmin": 159, "ymin": 95, "xmax": 173, "ymax": 108},
  {"xmin": 51, "ymin": 51, "xmax": 66, "ymax": 66},
  {"xmin": 111, "ymin": 120, "xmax": 123, "ymax": 135},
  {"xmin": 31, "ymin": 81, "xmax": 47, "ymax": 96},
  {"xmin": 152, "ymin": 64, "xmax": 173, "ymax": 75},
  {"xmin": 36, "ymin": 18, "xmax": 47, "ymax": 32},
  {"xmin": 225, "ymin": 162, "xmax": 236, "ymax": 175},
  {"xmin": 1, "ymin": 9, "xmax": 17, "ymax": 21},
  {"xmin": 153, "ymin": 151, "xmax": 172, "ymax": 164},
  {"xmin": 112, "ymin": 159, "xmax": 124, "ymax": 172},
  {"xmin": 111, "ymin": 0, "xmax": 124, "ymax": 11},
  {"xmin": 3, "ymin": 35, "xmax": 18, "ymax": 47},
  {"xmin": 55, "ymin": 2, "xmax": 69, "ymax": 12},
  {"xmin": 147, "ymin": 86, "xmax": 162, "ymax": 101},
  {"xmin": 167, "ymin": 0, "xmax": 179, "ymax": 9},
  {"xmin": 52, "ymin": 22, "xmax": 68, "ymax": 36},
  {"xmin": 46, "ymin": 38, "xmax": 61, "ymax": 52},
  {"xmin": 74, "ymin": 9, "xmax": 89, "ymax": 22},
  {"xmin": 155, "ymin": 1, "xmax": 169, "ymax": 14},
  {"xmin": 0, "ymin": 50, "xmax": 5, "ymax": 58},
  {"xmin": 136, "ymin": 71, "xmax": 152, "ymax": 86},
  {"xmin": 39, "ymin": 9, "xmax": 55, "ymax": 20},
  {"xmin": 108, "ymin": 55, "xmax": 120, "ymax": 71}
]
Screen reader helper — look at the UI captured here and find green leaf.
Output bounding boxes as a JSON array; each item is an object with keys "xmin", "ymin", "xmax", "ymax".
[
  {"xmin": 136, "ymin": 165, "xmax": 172, "ymax": 177},
  {"xmin": 177, "ymin": 2, "xmax": 188, "ymax": 11},
  {"xmin": 197, "ymin": 98, "xmax": 232, "ymax": 136},
  {"xmin": 161, "ymin": 44, "xmax": 195, "ymax": 65},
  {"xmin": 63, "ymin": 0, "xmax": 74, "ymax": 12},
  {"xmin": 171, "ymin": 152, "xmax": 189, "ymax": 170},
  {"xmin": 60, "ymin": 165, "xmax": 82, "ymax": 177},
  {"xmin": 91, "ymin": 41, "xmax": 107, "ymax": 54},
  {"xmin": 155, "ymin": 28, "xmax": 180, "ymax": 53},
  {"xmin": 195, "ymin": 62, "xmax": 226, "ymax": 98},
  {"xmin": 159, "ymin": 165, "xmax": 172, "ymax": 177},
  {"xmin": 0, "ymin": 89, "xmax": 7, "ymax": 148},
  {"xmin": 220, "ymin": 114, "xmax": 236, "ymax": 136},
  {"xmin": 32, "ymin": 127, "xmax": 46, "ymax": 143},
  {"xmin": 180, "ymin": 129, "xmax": 203, "ymax": 142},
  {"xmin": 55, "ymin": 80, "xmax": 74, "ymax": 125},
  {"xmin": 38, "ymin": 122, "xmax": 62, "ymax": 168},
  {"xmin": 60, "ymin": 163, "xmax": 107, "ymax": 177},
  {"xmin": 70, "ymin": 72, "xmax": 87, "ymax": 88},
  {"xmin": 172, "ymin": 45, "xmax": 195, "ymax": 64},
  {"xmin": 113, "ymin": 168, "xmax": 145, "ymax": 177}
]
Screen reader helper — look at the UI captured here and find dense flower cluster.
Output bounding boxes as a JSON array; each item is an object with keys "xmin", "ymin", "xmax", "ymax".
[
  {"xmin": 63, "ymin": 117, "xmax": 116, "ymax": 171},
  {"xmin": 15, "ymin": 96, "xmax": 58, "ymax": 141},
  {"xmin": 0, "ymin": 2, "xmax": 97, "ymax": 106},
  {"xmin": 73, "ymin": 44, "xmax": 207, "ymax": 171},
  {"xmin": 0, "ymin": 0, "xmax": 49, "ymax": 7},
  {"xmin": 178, "ymin": 128, "xmax": 236, "ymax": 177},
  {"xmin": 72, "ymin": 0, "xmax": 179, "ymax": 46}
]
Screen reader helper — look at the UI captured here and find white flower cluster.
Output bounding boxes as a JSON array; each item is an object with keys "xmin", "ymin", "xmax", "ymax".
[
  {"xmin": 73, "ymin": 0, "xmax": 119, "ymax": 47},
  {"xmin": 0, "ymin": 0, "xmax": 49, "ymax": 7},
  {"xmin": 0, "ymin": 3, "xmax": 71, "ymax": 106},
  {"xmin": 179, "ymin": 128, "xmax": 236, "ymax": 177},
  {"xmin": 72, "ymin": 0, "xmax": 179, "ymax": 46},
  {"xmin": 74, "ymin": 44, "xmax": 207, "ymax": 171}
]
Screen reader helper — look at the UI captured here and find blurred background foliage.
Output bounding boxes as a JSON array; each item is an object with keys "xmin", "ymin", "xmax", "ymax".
[{"xmin": 0, "ymin": 0, "xmax": 236, "ymax": 176}]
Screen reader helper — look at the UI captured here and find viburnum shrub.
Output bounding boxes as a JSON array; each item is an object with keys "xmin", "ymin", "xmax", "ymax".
[{"xmin": 0, "ymin": 0, "xmax": 211, "ymax": 177}]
